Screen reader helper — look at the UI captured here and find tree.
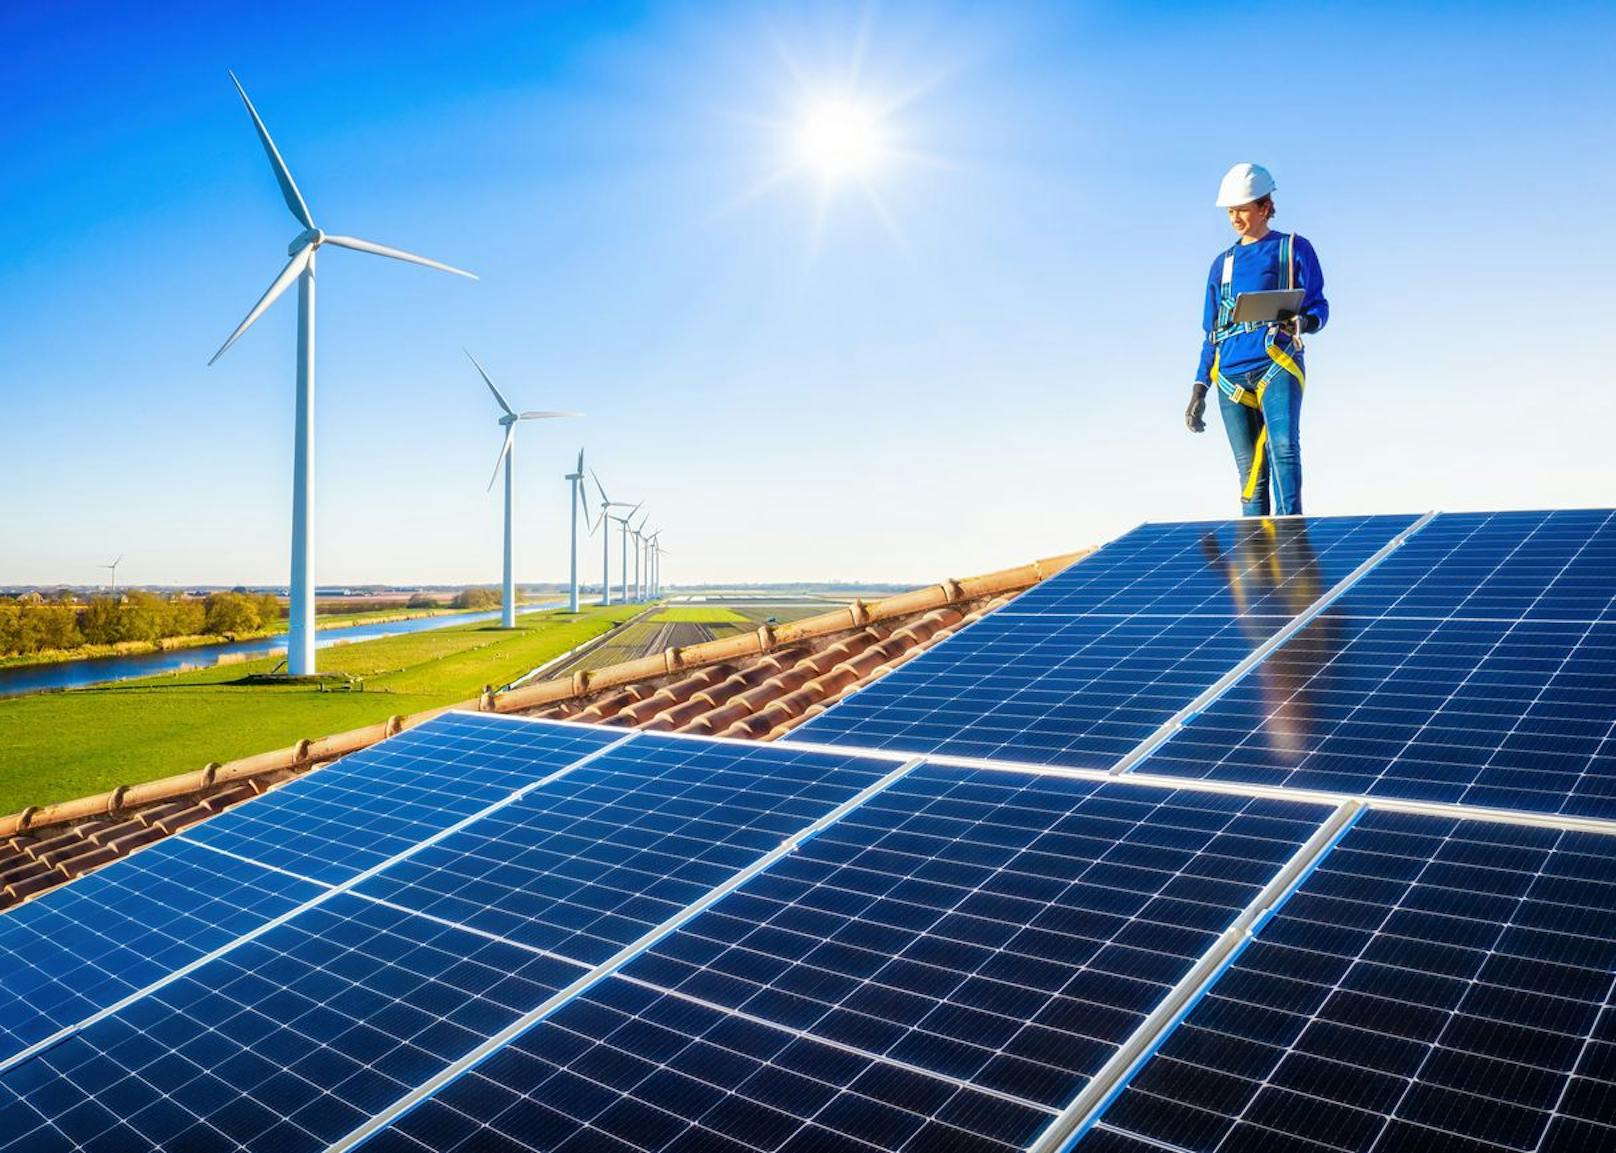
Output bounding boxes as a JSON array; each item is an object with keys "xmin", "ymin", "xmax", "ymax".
[
  {"xmin": 204, "ymin": 592, "xmax": 261, "ymax": 635},
  {"xmin": 79, "ymin": 597, "xmax": 122, "ymax": 645},
  {"xmin": 452, "ymin": 587, "xmax": 501, "ymax": 610},
  {"xmin": 407, "ymin": 593, "xmax": 441, "ymax": 609}
]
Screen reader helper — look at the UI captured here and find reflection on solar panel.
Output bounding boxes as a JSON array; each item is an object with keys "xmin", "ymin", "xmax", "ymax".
[
  {"xmin": 4, "ymin": 508, "xmax": 1615, "ymax": 1153},
  {"xmin": 1139, "ymin": 510, "xmax": 1616, "ymax": 817},
  {"xmin": 793, "ymin": 515, "xmax": 1418, "ymax": 768},
  {"xmin": 1092, "ymin": 810, "xmax": 1616, "ymax": 1152},
  {"xmin": 187, "ymin": 715, "xmax": 622, "ymax": 884}
]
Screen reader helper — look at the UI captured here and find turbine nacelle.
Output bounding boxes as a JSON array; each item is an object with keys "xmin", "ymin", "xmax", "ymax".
[{"xmin": 288, "ymin": 227, "xmax": 325, "ymax": 256}]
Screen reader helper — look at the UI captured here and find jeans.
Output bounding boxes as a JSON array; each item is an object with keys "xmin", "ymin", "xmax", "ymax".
[{"xmin": 1217, "ymin": 366, "xmax": 1302, "ymax": 516}]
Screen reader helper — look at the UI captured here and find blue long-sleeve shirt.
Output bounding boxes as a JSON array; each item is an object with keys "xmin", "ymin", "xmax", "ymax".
[{"xmin": 1194, "ymin": 231, "xmax": 1328, "ymax": 383}]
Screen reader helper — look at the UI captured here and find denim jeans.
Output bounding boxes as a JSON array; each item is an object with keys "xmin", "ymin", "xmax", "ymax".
[{"xmin": 1217, "ymin": 366, "xmax": 1303, "ymax": 516}]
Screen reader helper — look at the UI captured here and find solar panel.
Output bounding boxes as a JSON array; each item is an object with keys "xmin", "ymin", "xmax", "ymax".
[
  {"xmin": 186, "ymin": 715, "xmax": 624, "ymax": 884},
  {"xmin": 1138, "ymin": 510, "xmax": 1616, "ymax": 818},
  {"xmin": 793, "ymin": 515, "xmax": 1418, "ymax": 769},
  {"xmin": 352, "ymin": 734, "xmax": 905, "ymax": 965},
  {"xmin": 0, "ymin": 837, "xmax": 322, "ymax": 1068},
  {"xmin": 0, "ymin": 894, "xmax": 588, "ymax": 1153},
  {"xmin": 365, "ymin": 974, "xmax": 1057, "ymax": 1153},
  {"xmin": 1088, "ymin": 810, "xmax": 1616, "ymax": 1153},
  {"xmin": 350, "ymin": 771, "xmax": 1334, "ymax": 1152}
]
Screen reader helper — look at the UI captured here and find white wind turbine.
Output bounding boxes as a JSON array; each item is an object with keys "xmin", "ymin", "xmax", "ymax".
[
  {"xmin": 607, "ymin": 499, "xmax": 643, "ymax": 605},
  {"xmin": 590, "ymin": 470, "xmax": 637, "ymax": 607},
  {"xmin": 466, "ymin": 350, "xmax": 578, "ymax": 629},
  {"xmin": 564, "ymin": 448, "xmax": 589, "ymax": 613},
  {"xmin": 209, "ymin": 71, "xmax": 476, "ymax": 675},
  {"xmin": 98, "ymin": 555, "xmax": 124, "ymax": 596},
  {"xmin": 631, "ymin": 512, "xmax": 650, "ymax": 602}
]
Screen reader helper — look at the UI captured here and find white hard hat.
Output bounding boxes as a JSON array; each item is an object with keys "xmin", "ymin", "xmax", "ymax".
[{"xmin": 1216, "ymin": 162, "xmax": 1276, "ymax": 208}]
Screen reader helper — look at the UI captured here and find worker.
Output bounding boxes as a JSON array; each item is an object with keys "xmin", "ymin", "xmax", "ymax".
[{"xmin": 1184, "ymin": 163, "xmax": 1329, "ymax": 516}]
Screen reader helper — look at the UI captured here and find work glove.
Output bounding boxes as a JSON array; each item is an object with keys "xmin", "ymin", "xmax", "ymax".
[
  {"xmin": 1185, "ymin": 382, "xmax": 1208, "ymax": 433},
  {"xmin": 1275, "ymin": 310, "xmax": 1320, "ymax": 335}
]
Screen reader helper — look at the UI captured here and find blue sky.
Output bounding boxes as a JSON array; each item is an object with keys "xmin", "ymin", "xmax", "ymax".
[{"xmin": 2, "ymin": 0, "xmax": 1613, "ymax": 587}]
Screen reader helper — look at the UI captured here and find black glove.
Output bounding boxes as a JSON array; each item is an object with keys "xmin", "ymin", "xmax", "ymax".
[
  {"xmin": 1185, "ymin": 382, "xmax": 1208, "ymax": 433},
  {"xmin": 1275, "ymin": 310, "xmax": 1320, "ymax": 334}
]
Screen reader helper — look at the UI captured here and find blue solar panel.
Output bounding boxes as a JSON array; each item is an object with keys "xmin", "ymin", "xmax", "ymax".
[
  {"xmin": 0, "ymin": 894, "xmax": 586, "ymax": 1153},
  {"xmin": 794, "ymin": 515, "xmax": 1418, "ymax": 768},
  {"xmin": 0, "ymin": 837, "xmax": 322, "ymax": 1069},
  {"xmin": 622, "ymin": 769, "xmax": 1330, "ymax": 1110},
  {"xmin": 1089, "ymin": 810, "xmax": 1616, "ymax": 1153},
  {"xmin": 186, "ymin": 715, "xmax": 623, "ymax": 884},
  {"xmin": 1139, "ymin": 510, "xmax": 1616, "ymax": 817},
  {"xmin": 352, "ymin": 734, "xmax": 901, "ymax": 965},
  {"xmin": 366, "ymin": 974, "xmax": 1057, "ymax": 1153},
  {"xmin": 348, "ymin": 771, "xmax": 1332, "ymax": 1152}
]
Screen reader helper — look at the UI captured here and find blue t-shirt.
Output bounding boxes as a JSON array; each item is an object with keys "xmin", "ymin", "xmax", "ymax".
[{"xmin": 1194, "ymin": 231, "xmax": 1329, "ymax": 382}]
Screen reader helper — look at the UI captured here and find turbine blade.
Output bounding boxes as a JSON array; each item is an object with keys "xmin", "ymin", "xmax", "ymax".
[
  {"xmin": 323, "ymin": 234, "xmax": 477, "ymax": 280},
  {"xmin": 228, "ymin": 72, "xmax": 315, "ymax": 230},
  {"xmin": 463, "ymin": 349, "xmax": 514, "ymax": 415},
  {"xmin": 576, "ymin": 447, "xmax": 584, "ymax": 474},
  {"xmin": 590, "ymin": 468, "xmax": 609, "ymax": 504},
  {"xmin": 516, "ymin": 410, "xmax": 581, "ymax": 420},
  {"xmin": 209, "ymin": 247, "xmax": 310, "ymax": 364},
  {"xmin": 487, "ymin": 425, "xmax": 515, "ymax": 492}
]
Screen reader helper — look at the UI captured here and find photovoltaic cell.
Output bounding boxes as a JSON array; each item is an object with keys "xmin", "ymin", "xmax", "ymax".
[
  {"xmin": 364, "ymin": 974, "xmax": 1056, "ymax": 1153},
  {"xmin": 185, "ymin": 715, "xmax": 622, "ymax": 884},
  {"xmin": 353, "ymin": 734, "xmax": 899, "ymax": 965},
  {"xmin": 0, "ymin": 894, "xmax": 587, "ymax": 1153},
  {"xmin": 0, "ymin": 837, "xmax": 321, "ymax": 1068},
  {"xmin": 794, "ymin": 515, "xmax": 1416, "ymax": 768},
  {"xmin": 1141, "ymin": 510, "xmax": 1616, "ymax": 817},
  {"xmin": 1091, "ymin": 811, "xmax": 1616, "ymax": 1153}
]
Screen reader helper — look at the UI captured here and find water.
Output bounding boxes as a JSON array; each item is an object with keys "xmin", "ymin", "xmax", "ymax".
[{"xmin": 0, "ymin": 601, "xmax": 566, "ymax": 699}]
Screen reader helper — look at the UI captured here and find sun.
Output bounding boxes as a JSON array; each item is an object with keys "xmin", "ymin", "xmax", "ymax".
[{"xmin": 795, "ymin": 99, "xmax": 885, "ymax": 182}]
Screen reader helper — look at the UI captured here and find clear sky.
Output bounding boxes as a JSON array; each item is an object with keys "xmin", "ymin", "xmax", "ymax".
[{"xmin": 3, "ymin": 0, "xmax": 1613, "ymax": 588}]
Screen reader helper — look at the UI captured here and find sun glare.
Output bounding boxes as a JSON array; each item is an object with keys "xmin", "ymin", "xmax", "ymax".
[{"xmin": 796, "ymin": 99, "xmax": 884, "ymax": 181}]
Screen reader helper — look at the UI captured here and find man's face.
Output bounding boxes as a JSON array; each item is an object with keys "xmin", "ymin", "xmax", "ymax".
[{"xmin": 1227, "ymin": 200, "xmax": 1270, "ymax": 239}]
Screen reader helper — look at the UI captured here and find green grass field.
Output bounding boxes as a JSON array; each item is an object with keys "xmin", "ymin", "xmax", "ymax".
[
  {"xmin": 0, "ymin": 603, "xmax": 644, "ymax": 816},
  {"xmin": 648, "ymin": 607, "xmax": 751, "ymax": 624}
]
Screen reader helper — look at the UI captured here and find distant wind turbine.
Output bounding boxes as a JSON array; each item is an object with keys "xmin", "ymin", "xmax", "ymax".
[
  {"xmin": 209, "ymin": 72, "xmax": 477, "ymax": 675},
  {"xmin": 98, "ymin": 555, "xmax": 124, "ymax": 596},
  {"xmin": 466, "ymin": 350, "xmax": 577, "ymax": 629},
  {"xmin": 631, "ymin": 512, "xmax": 650, "ymax": 602},
  {"xmin": 591, "ymin": 470, "xmax": 637, "ymax": 607},
  {"xmin": 607, "ymin": 500, "xmax": 643, "ymax": 606},
  {"xmin": 565, "ymin": 448, "xmax": 589, "ymax": 613}
]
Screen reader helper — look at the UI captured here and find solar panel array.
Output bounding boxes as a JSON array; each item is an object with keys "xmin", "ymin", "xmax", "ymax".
[{"xmin": 1, "ymin": 508, "xmax": 1614, "ymax": 1153}]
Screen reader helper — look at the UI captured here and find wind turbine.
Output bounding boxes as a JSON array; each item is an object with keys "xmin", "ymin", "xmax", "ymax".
[
  {"xmin": 631, "ymin": 512, "xmax": 650, "ymax": 602},
  {"xmin": 591, "ymin": 470, "xmax": 637, "ymax": 606},
  {"xmin": 565, "ymin": 448, "xmax": 589, "ymax": 613},
  {"xmin": 209, "ymin": 72, "xmax": 476, "ymax": 675},
  {"xmin": 607, "ymin": 500, "xmax": 643, "ymax": 606},
  {"xmin": 98, "ymin": 555, "xmax": 123, "ymax": 596},
  {"xmin": 467, "ymin": 350, "xmax": 577, "ymax": 629}
]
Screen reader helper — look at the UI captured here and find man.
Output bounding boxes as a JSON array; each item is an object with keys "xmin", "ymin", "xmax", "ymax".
[{"xmin": 1185, "ymin": 163, "xmax": 1329, "ymax": 516}]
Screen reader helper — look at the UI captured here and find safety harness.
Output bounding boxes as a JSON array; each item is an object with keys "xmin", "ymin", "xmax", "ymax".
[{"xmin": 1209, "ymin": 233, "xmax": 1306, "ymax": 504}]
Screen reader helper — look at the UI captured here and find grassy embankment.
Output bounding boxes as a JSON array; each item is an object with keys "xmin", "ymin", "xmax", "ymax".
[{"xmin": 0, "ymin": 603, "xmax": 644, "ymax": 815}]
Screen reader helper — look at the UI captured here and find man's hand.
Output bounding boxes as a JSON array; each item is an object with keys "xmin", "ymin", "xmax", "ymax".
[
  {"xmin": 1185, "ymin": 382, "xmax": 1209, "ymax": 433},
  {"xmin": 1275, "ymin": 309, "xmax": 1319, "ymax": 335}
]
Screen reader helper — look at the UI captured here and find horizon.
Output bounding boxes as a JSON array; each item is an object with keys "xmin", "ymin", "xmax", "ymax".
[{"xmin": 4, "ymin": 0, "xmax": 1613, "ymax": 589}]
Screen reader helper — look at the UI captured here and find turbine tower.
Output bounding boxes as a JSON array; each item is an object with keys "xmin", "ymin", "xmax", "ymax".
[
  {"xmin": 466, "ymin": 350, "xmax": 577, "ymax": 629},
  {"xmin": 565, "ymin": 448, "xmax": 588, "ymax": 613},
  {"xmin": 210, "ymin": 72, "xmax": 475, "ymax": 675}
]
